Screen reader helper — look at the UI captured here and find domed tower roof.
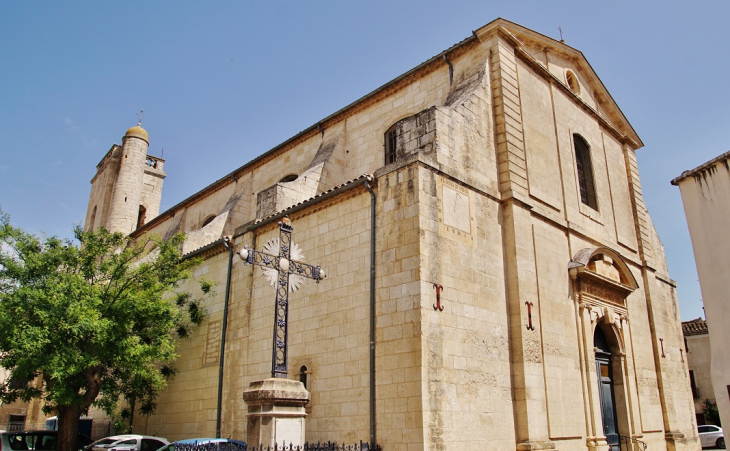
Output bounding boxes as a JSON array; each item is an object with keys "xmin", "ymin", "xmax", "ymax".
[{"xmin": 124, "ymin": 124, "xmax": 149, "ymax": 143}]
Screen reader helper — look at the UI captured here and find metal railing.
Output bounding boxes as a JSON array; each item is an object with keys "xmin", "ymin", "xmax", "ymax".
[
  {"xmin": 172, "ymin": 442, "xmax": 380, "ymax": 451},
  {"xmin": 619, "ymin": 435, "xmax": 648, "ymax": 450}
]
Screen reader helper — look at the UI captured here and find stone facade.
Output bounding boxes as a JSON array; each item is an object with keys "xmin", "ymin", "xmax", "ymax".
[
  {"xmin": 673, "ymin": 151, "xmax": 730, "ymax": 432},
  {"xmin": 84, "ymin": 19, "xmax": 698, "ymax": 451}
]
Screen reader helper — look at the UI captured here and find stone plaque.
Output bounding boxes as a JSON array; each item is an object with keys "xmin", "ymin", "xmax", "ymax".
[
  {"xmin": 442, "ymin": 185, "xmax": 471, "ymax": 232},
  {"xmin": 438, "ymin": 178, "xmax": 474, "ymax": 246},
  {"xmin": 275, "ymin": 418, "xmax": 304, "ymax": 446}
]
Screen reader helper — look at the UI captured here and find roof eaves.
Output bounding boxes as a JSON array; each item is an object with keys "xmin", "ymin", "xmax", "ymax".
[{"xmin": 671, "ymin": 150, "xmax": 730, "ymax": 186}]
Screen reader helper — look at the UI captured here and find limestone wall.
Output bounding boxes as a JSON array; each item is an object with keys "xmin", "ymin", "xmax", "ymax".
[
  {"xmin": 685, "ymin": 332, "xmax": 712, "ymax": 418},
  {"xmin": 418, "ymin": 166, "xmax": 514, "ymax": 449},
  {"xmin": 85, "ymin": 145, "xmax": 121, "ymax": 232},
  {"xmin": 140, "ymin": 156, "xmax": 165, "ymax": 223},
  {"xmin": 141, "ymin": 189, "xmax": 380, "ymax": 443}
]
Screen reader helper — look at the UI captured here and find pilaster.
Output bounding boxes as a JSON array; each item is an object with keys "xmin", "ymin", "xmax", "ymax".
[
  {"xmin": 622, "ymin": 145, "xmax": 654, "ymax": 269},
  {"xmin": 501, "ymin": 200, "xmax": 554, "ymax": 451},
  {"xmin": 490, "ymin": 35, "xmax": 529, "ymax": 203}
]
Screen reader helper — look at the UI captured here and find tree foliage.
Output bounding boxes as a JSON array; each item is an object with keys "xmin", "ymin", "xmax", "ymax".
[
  {"xmin": 0, "ymin": 209, "xmax": 209, "ymax": 451},
  {"xmin": 703, "ymin": 398, "xmax": 722, "ymax": 426}
]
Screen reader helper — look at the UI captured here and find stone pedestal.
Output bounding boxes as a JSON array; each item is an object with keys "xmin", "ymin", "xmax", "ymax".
[{"xmin": 243, "ymin": 378, "xmax": 310, "ymax": 449}]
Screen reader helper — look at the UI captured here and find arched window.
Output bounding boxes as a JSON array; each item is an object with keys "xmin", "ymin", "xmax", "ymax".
[
  {"xmin": 574, "ymin": 134, "xmax": 597, "ymax": 210},
  {"xmin": 280, "ymin": 174, "xmax": 298, "ymax": 183},
  {"xmin": 136, "ymin": 205, "xmax": 147, "ymax": 229},
  {"xmin": 201, "ymin": 215, "xmax": 216, "ymax": 228},
  {"xmin": 299, "ymin": 365, "xmax": 308, "ymax": 389},
  {"xmin": 384, "ymin": 123, "xmax": 398, "ymax": 165}
]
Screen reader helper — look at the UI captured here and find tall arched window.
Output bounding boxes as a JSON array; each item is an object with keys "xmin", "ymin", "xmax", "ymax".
[
  {"xmin": 384, "ymin": 123, "xmax": 398, "ymax": 165},
  {"xmin": 88, "ymin": 206, "xmax": 97, "ymax": 232},
  {"xmin": 136, "ymin": 205, "xmax": 147, "ymax": 229},
  {"xmin": 574, "ymin": 134, "xmax": 597, "ymax": 210}
]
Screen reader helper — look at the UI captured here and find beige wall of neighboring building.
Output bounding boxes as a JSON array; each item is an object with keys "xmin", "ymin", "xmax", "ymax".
[
  {"xmin": 683, "ymin": 318, "xmax": 715, "ymax": 425},
  {"xmin": 79, "ymin": 18, "xmax": 699, "ymax": 451},
  {"xmin": 673, "ymin": 151, "xmax": 730, "ymax": 431}
]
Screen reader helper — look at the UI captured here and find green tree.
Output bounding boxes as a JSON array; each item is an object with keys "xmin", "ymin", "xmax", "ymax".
[
  {"xmin": 703, "ymin": 398, "xmax": 722, "ymax": 426},
  {"xmin": 0, "ymin": 210, "xmax": 208, "ymax": 451}
]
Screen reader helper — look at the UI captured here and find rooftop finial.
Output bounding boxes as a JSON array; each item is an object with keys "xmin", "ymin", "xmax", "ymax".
[
  {"xmin": 558, "ymin": 26, "xmax": 565, "ymax": 44},
  {"xmin": 136, "ymin": 110, "xmax": 145, "ymax": 126}
]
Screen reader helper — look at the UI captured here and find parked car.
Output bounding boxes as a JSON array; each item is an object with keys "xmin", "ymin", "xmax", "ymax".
[
  {"xmin": 44, "ymin": 417, "xmax": 93, "ymax": 439},
  {"xmin": 0, "ymin": 430, "xmax": 93, "ymax": 451},
  {"xmin": 86, "ymin": 436, "xmax": 168, "ymax": 451},
  {"xmin": 698, "ymin": 425, "xmax": 725, "ymax": 449},
  {"xmin": 156, "ymin": 439, "xmax": 246, "ymax": 451}
]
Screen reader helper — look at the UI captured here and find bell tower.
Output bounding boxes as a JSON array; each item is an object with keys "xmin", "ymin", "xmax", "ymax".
[{"xmin": 84, "ymin": 123, "xmax": 166, "ymax": 234}]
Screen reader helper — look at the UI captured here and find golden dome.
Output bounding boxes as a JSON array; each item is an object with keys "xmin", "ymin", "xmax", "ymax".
[{"xmin": 125, "ymin": 124, "xmax": 149, "ymax": 142}]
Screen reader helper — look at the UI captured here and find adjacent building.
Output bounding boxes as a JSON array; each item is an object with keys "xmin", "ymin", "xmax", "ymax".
[
  {"xmin": 82, "ymin": 18, "xmax": 698, "ymax": 451},
  {"xmin": 682, "ymin": 318, "xmax": 715, "ymax": 425},
  {"xmin": 673, "ymin": 151, "xmax": 730, "ymax": 432}
]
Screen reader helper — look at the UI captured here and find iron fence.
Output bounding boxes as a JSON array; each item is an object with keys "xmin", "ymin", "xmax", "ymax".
[{"xmin": 172, "ymin": 442, "xmax": 380, "ymax": 451}]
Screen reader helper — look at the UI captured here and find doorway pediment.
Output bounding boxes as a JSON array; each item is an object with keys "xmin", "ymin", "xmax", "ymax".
[{"xmin": 569, "ymin": 247, "xmax": 638, "ymax": 309}]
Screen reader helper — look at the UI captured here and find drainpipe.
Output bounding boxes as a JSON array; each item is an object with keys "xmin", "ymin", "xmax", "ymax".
[
  {"xmin": 365, "ymin": 177, "xmax": 377, "ymax": 445},
  {"xmin": 216, "ymin": 235, "xmax": 234, "ymax": 438}
]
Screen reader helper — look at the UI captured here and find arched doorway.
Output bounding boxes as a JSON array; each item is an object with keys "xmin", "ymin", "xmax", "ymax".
[
  {"xmin": 570, "ymin": 247, "xmax": 639, "ymax": 450},
  {"xmin": 595, "ymin": 326, "xmax": 620, "ymax": 450}
]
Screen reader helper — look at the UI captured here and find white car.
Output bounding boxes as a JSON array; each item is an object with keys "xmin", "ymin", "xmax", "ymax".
[
  {"xmin": 698, "ymin": 425, "xmax": 725, "ymax": 449},
  {"xmin": 87, "ymin": 435, "xmax": 169, "ymax": 451}
]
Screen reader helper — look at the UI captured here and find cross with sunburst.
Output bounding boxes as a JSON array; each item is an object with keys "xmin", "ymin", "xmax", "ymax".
[{"xmin": 237, "ymin": 217, "xmax": 326, "ymax": 378}]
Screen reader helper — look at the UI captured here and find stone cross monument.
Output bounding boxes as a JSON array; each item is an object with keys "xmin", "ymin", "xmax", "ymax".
[{"xmin": 237, "ymin": 217, "xmax": 325, "ymax": 448}]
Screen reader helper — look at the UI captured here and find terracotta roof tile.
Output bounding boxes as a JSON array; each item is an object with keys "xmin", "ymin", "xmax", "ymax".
[
  {"xmin": 682, "ymin": 317, "xmax": 708, "ymax": 336},
  {"xmin": 253, "ymin": 174, "xmax": 374, "ymax": 225}
]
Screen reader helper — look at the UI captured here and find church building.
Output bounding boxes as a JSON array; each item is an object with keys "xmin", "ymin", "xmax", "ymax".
[{"xmin": 85, "ymin": 19, "xmax": 698, "ymax": 451}]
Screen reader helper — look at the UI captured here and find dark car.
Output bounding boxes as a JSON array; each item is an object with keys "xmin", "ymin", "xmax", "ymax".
[{"xmin": 0, "ymin": 431, "xmax": 93, "ymax": 451}]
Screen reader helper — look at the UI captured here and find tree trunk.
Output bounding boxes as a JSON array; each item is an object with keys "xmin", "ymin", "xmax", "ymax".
[
  {"xmin": 57, "ymin": 406, "xmax": 82, "ymax": 451},
  {"xmin": 128, "ymin": 398, "xmax": 135, "ymax": 434}
]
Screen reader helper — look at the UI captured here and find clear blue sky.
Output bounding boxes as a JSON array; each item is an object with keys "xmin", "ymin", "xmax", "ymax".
[{"xmin": 1, "ymin": 1, "xmax": 728, "ymax": 321}]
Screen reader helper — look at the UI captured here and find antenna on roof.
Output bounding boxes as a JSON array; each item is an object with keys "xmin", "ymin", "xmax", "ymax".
[
  {"xmin": 558, "ymin": 26, "xmax": 565, "ymax": 44},
  {"xmin": 136, "ymin": 110, "xmax": 145, "ymax": 126}
]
